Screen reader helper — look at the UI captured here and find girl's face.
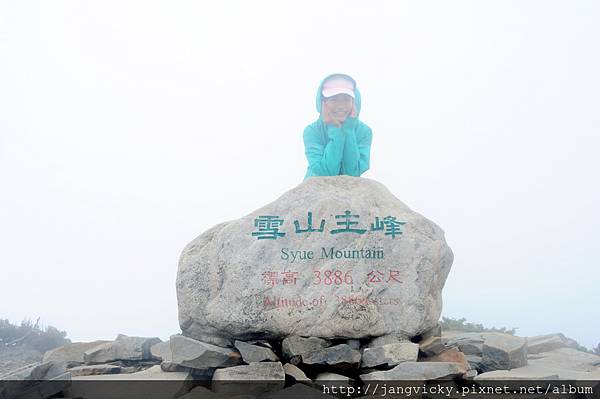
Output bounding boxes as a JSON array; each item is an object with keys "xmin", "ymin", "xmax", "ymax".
[{"xmin": 323, "ymin": 93, "xmax": 354, "ymax": 120}]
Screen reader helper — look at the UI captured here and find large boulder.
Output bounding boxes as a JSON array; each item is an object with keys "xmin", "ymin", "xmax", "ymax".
[{"xmin": 177, "ymin": 176, "xmax": 453, "ymax": 342}]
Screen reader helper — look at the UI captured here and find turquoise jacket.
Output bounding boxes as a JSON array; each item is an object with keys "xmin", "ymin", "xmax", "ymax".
[{"xmin": 303, "ymin": 74, "xmax": 373, "ymax": 180}]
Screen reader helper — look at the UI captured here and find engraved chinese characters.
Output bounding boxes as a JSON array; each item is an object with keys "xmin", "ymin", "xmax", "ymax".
[{"xmin": 177, "ymin": 176, "xmax": 453, "ymax": 343}]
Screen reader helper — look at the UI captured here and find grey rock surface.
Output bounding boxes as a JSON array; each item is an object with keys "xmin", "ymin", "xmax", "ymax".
[
  {"xmin": 283, "ymin": 363, "xmax": 311, "ymax": 383},
  {"xmin": 301, "ymin": 344, "xmax": 361, "ymax": 367},
  {"xmin": 480, "ymin": 333, "xmax": 527, "ymax": 372},
  {"xmin": 0, "ymin": 361, "xmax": 65, "ymax": 380},
  {"xmin": 282, "ymin": 335, "xmax": 331, "ymax": 361},
  {"xmin": 0, "ymin": 362, "xmax": 71, "ymax": 399},
  {"xmin": 68, "ymin": 364, "xmax": 121, "ymax": 377},
  {"xmin": 177, "ymin": 176, "xmax": 453, "ymax": 342},
  {"xmin": 418, "ymin": 335, "xmax": 446, "ymax": 356},
  {"xmin": 444, "ymin": 331, "xmax": 528, "ymax": 372},
  {"xmin": 234, "ymin": 340, "xmax": 279, "ymax": 363},
  {"xmin": 526, "ymin": 333, "xmax": 573, "ymax": 354},
  {"xmin": 365, "ymin": 334, "xmax": 409, "ymax": 349},
  {"xmin": 361, "ymin": 342, "xmax": 419, "ymax": 368},
  {"xmin": 67, "ymin": 365, "xmax": 192, "ymax": 399},
  {"xmin": 314, "ymin": 372, "xmax": 354, "ymax": 392},
  {"xmin": 444, "ymin": 332, "xmax": 485, "ymax": 356},
  {"xmin": 346, "ymin": 339, "xmax": 361, "ymax": 350},
  {"xmin": 149, "ymin": 340, "xmax": 172, "ymax": 361},
  {"xmin": 527, "ymin": 347, "xmax": 600, "ymax": 373},
  {"xmin": 42, "ymin": 341, "xmax": 110, "ymax": 367},
  {"xmin": 170, "ymin": 335, "xmax": 241, "ymax": 369},
  {"xmin": 361, "ymin": 361, "xmax": 464, "ymax": 380},
  {"xmin": 212, "ymin": 362, "xmax": 285, "ymax": 396},
  {"xmin": 83, "ymin": 335, "xmax": 161, "ymax": 364}
]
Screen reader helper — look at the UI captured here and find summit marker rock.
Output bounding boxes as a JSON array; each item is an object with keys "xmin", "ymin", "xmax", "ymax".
[{"xmin": 177, "ymin": 176, "xmax": 453, "ymax": 342}]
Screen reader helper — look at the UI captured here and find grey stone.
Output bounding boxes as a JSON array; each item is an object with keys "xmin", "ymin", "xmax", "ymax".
[
  {"xmin": 8, "ymin": 378, "xmax": 71, "ymax": 399},
  {"xmin": 444, "ymin": 332, "xmax": 485, "ymax": 356},
  {"xmin": 177, "ymin": 176, "xmax": 454, "ymax": 342},
  {"xmin": 346, "ymin": 339, "xmax": 361, "ymax": 350},
  {"xmin": 464, "ymin": 354, "xmax": 483, "ymax": 370},
  {"xmin": 361, "ymin": 361, "xmax": 464, "ymax": 380},
  {"xmin": 149, "ymin": 340, "xmax": 172, "ymax": 361},
  {"xmin": 361, "ymin": 342, "xmax": 419, "ymax": 368},
  {"xmin": 464, "ymin": 369, "xmax": 478, "ymax": 379},
  {"xmin": 315, "ymin": 372, "xmax": 354, "ymax": 392},
  {"xmin": 170, "ymin": 335, "xmax": 241, "ymax": 369},
  {"xmin": 420, "ymin": 323, "xmax": 442, "ymax": 341},
  {"xmin": 160, "ymin": 361, "xmax": 185, "ymax": 372},
  {"xmin": 365, "ymin": 334, "xmax": 409, "ymax": 349},
  {"xmin": 480, "ymin": 333, "xmax": 527, "ymax": 372},
  {"xmin": 0, "ymin": 361, "xmax": 66, "ymax": 380},
  {"xmin": 68, "ymin": 364, "xmax": 121, "ymax": 377},
  {"xmin": 475, "ymin": 366, "xmax": 560, "ymax": 380},
  {"xmin": 301, "ymin": 344, "xmax": 361, "ymax": 367},
  {"xmin": 282, "ymin": 335, "xmax": 331, "ymax": 360},
  {"xmin": 246, "ymin": 339, "xmax": 274, "ymax": 348},
  {"xmin": 0, "ymin": 363, "xmax": 71, "ymax": 399},
  {"xmin": 67, "ymin": 365, "xmax": 192, "ymax": 399},
  {"xmin": 283, "ymin": 363, "xmax": 311, "ymax": 383},
  {"xmin": 526, "ymin": 333, "xmax": 572, "ymax": 354},
  {"xmin": 418, "ymin": 335, "xmax": 446, "ymax": 357},
  {"xmin": 42, "ymin": 341, "xmax": 110, "ymax": 367},
  {"xmin": 234, "ymin": 340, "xmax": 279, "ymax": 363},
  {"xmin": 527, "ymin": 347, "xmax": 600, "ymax": 373},
  {"xmin": 212, "ymin": 362, "xmax": 285, "ymax": 396},
  {"xmin": 83, "ymin": 334, "xmax": 161, "ymax": 364},
  {"xmin": 315, "ymin": 371, "xmax": 352, "ymax": 381}
]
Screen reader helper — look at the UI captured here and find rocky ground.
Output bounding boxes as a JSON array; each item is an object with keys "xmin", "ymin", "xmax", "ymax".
[
  {"xmin": 1, "ymin": 327, "xmax": 599, "ymax": 398},
  {"xmin": 0, "ymin": 346, "xmax": 43, "ymax": 376}
]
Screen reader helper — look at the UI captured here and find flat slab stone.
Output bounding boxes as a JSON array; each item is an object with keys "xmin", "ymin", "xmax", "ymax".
[
  {"xmin": 283, "ymin": 363, "xmax": 311, "ymax": 383},
  {"xmin": 361, "ymin": 342, "xmax": 419, "ymax": 368},
  {"xmin": 282, "ymin": 336, "xmax": 331, "ymax": 361},
  {"xmin": 527, "ymin": 347, "xmax": 600, "ymax": 373},
  {"xmin": 526, "ymin": 333, "xmax": 575, "ymax": 354},
  {"xmin": 234, "ymin": 340, "xmax": 279, "ymax": 363},
  {"xmin": 170, "ymin": 335, "xmax": 241, "ymax": 369},
  {"xmin": 301, "ymin": 344, "xmax": 361, "ymax": 368},
  {"xmin": 68, "ymin": 364, "xmax": 121, "ymax": 376},
  {"xmin": 365, "ymin": 334, "xmax": 409, "ymax": 349},
  {"xmin": 67, "ymin": 365, "xmax": 193, "ymax": 399},
  {"xmin": 480, "ymin": 333, "xmax": 527, "ymax": 371},
  {"xmin": 361, "ymin": 361, "xmax": 464, "ymax": 380},
  {"xmin": 212, "ymin": 362, "xmax": 285, "ymax": 396},
  {"xmin": 422, "ymin": 347, "xmax": 470, "ymax": 374},
  {"xmin": 43, "ymin": 341, "xmax": 110, "ymax": 366},
  {"xmin": 150, "ymin": 340, "xmax": 172, "ymax": 361},
  {"xmin": 444, "ymin": 332, "xmax": 527, "ymax": 371},
  {"xmin": 83, "ymin": 335, "xmax": 161, "ymax": 364},
  {"xmin": 177, "ymin": 176, "xmax": 454, "ymax": 342}
]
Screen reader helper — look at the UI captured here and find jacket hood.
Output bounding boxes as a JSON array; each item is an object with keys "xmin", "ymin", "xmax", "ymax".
[{"xmin": 315, "ymin": 73, "xmax": 362, "ymax": 117}]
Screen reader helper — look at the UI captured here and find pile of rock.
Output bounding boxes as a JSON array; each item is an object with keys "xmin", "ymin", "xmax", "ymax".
[
  {"xmin": 4, "ymin": 177, "xmax": 599, "ymax": 397},
  {"xmin": 3, "ymin": 328, "xmax": 599, "ymax": 398}
]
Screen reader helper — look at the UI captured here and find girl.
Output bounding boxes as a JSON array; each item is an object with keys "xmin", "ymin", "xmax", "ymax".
[{"xmin": 303, "ymin": 73, "xmax": 373, "ymax": 180}]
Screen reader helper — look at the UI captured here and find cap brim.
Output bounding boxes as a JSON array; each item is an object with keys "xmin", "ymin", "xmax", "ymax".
[{"xmin": 322, "ymin": 88, "xmax": 355, "ymax": 98}]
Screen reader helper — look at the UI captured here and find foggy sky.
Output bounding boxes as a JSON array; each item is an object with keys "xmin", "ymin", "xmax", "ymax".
[{"xmin": 1, "ymin": 1, "xmax": 598, "ymax": 348}]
